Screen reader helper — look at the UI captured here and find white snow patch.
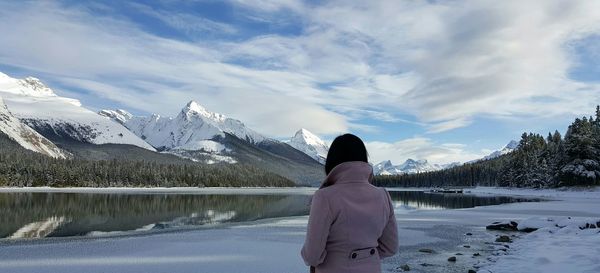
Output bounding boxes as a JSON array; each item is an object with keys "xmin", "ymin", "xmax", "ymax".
[
  {"xmin": 0, "ymin": 72, "xmax": 155, "ymax": 151},
  {"xmin": 479, "ymin": 217, "xmax": 600, "ymax": 273},
  {"xmin": 10, "ymin": 216, "xmax": 69, "ymax": 239},
  {"xmin": 0, "ymin": 96, "xmax": 68, "ymax": 158},
  {"xmin": 101, "ymin": 100, "xmax": 267, "ymax": 152},
  {"xmin": 178, "ymin": 140, "xmax": 226, "ymax": 153},
  {"xmin": 288, "ymin": 128, "xmax": 329, "ymax": 163}
]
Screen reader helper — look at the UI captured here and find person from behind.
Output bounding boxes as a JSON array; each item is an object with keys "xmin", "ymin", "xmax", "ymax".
[{"xmin": 301, "ymin": 133, "xmax": 399, "ymax": 273}]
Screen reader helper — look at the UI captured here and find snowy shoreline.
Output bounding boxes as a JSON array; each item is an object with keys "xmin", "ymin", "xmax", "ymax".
[
  {"xmin": 468, "ymin": 187, "xmax": 600, "ymax": 273},
  {"xmin": 0, "ymin": 187, "xmax": 600, "ymax": 198}
]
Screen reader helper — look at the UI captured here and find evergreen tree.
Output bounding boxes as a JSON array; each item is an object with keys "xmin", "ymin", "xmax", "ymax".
[
  {"xmin": 0, "ymin": 133, "xmax": 296, "ymax": 188},
  {"xmin": 560, "ymin": 117, "xmax": 600, "ymax": 185},
  {"xmin": 375, "ymin": 106, "xmax": 600, "ymax": 188}
]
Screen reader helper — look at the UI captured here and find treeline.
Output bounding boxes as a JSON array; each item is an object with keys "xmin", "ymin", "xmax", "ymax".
[
  {"xmin": 374, "ymin": 106, "xmax": 600, "ymax": 188},
  {"xmin": 0, "ymin": 133, "xmax": 295, "ymax": 187}
]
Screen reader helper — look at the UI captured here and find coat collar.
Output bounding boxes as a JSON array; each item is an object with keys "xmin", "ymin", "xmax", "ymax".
[{"xmin": 321, "ymin": 161, "xmax": 374, "ymax": 188}]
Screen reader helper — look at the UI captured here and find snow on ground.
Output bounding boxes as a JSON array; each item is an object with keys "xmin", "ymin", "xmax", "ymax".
[
  {"xmin": 0, "ymin": 187, "xmax": 599, "ymax": 273},
  {"xmin": 468, "ymin": 187, "xmax": 600, "ymax": 273},
  {"xmin": 478, "ymin": 217, "xmax": 600, "ymax": 273},
  {"xmin": 468, "ymin": 186, "xmax": 600, "ymax": 200}
]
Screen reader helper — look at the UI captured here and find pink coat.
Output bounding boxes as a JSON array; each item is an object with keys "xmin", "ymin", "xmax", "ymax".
[{"xmin": 301, "ymin": 161, "xmax": 399, "ymax": 273}]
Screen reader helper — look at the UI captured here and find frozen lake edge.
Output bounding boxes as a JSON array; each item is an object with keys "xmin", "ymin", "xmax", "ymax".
[{"xmin": 0, "ymin": 187, "xmax": 599, "ymax": 273}]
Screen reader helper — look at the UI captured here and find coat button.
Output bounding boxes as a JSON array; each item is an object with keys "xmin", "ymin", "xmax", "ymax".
[
  {"xmin": 370, "ymin": 249, "xmax": 375, "ymax": 255},
  {"xmin": 351, "ymin": 253, "xmax": 357, "ymax": 259}
]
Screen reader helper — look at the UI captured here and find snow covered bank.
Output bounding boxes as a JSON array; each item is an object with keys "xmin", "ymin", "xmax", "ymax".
[
  {"xmin": 468, "ymin": 186, "xmax": 600, "ymax": 199},
  {"xmin": 478, "ymin": 217, "xmax": 600, "ymax": 273}
]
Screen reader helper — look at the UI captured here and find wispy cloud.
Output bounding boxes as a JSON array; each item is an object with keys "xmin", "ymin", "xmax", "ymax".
[
  {"xmin": 1, "ymin": 0, "xmax": 600, "ymax": 162},
  {"xmin": 130, "ymin": 2, "xmax": 238, "ymax": 37}
]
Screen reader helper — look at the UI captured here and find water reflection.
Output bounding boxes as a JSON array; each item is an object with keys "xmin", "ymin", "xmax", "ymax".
[
  {"xmin": 0, "ymin": 193, "xmax": 311, "ymax": 239},
  {"xmin": 0, "ymin": 191, "xmax": 539, "ymax": 240},
  {"xmin": 387, "ymin": 191, "xmax": 540, "ymax": 210}
]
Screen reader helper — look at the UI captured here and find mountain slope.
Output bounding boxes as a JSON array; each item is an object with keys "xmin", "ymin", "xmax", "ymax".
[
  {"xmin": 0, "ymin": 130, "xmax": 295, "ymax": 188},
  {"xmin": 483, "ymin": 140, "xmax": 519, "ymax": 160},
  {"xmin": 287, "ymin": 128, "xmax": 329, "ymax": 164},
  {"xmin": 100, "ymin": 101, "xmax": 265, "ymax": 151},
  {"xmin": 0, "ymin": 72, "xmax": 155, "ymax": 151},
  {"xmin": 169, "ymin": 134, "xmax": 324, "ymax": 185},
  {"xmin": 101, "ymin": 102, "xmax": 324, "ymax": 185},
  {"xmin": 373, "ymin": 159, "xmax": 445, "ymax": 175},
  {"xmin": 0, "ymin": 96, "xmax": 67, "ymax": 159}
]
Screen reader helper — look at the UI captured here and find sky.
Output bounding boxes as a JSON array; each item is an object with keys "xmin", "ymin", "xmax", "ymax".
[{"xmin": 1, "ymin": 0, "xmax": 600, "ymax": 165}]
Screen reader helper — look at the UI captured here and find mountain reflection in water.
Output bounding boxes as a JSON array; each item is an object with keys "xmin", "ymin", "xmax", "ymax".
[{"xmin": 0, "ymin": 190, "xmax": 539, "ymax": 239}]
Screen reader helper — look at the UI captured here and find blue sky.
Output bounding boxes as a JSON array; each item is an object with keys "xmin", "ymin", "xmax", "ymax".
[{"xmin": 1, "ymin": 0, "xmax": 599, "ymax": 164}]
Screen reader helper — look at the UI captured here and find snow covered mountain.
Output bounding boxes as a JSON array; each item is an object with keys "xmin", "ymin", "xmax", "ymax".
[
  {"xmin": 373, "ymin": 159, "xmax": 453, "ymax": 175},
  {"xmin": 0, "ymin": 96, "xmax": 68, "ymax": 158},
  {"xmin": 287, "ymin": 128, "xmax": 329, "ymax": 164},
  {"xmin": 100, "ymin": 101, "xmax": 324, "ymax": 185},
  {"xmin": 372, "ymin": 140, "xmax": 520, "ymax": 176},
  {"xmin": 482, "ymin": 140, "xmax": 519, "ymax": 160},
  {"xmin": 100, "ymin": 101, "xmax": 266, "ymax": 158},
  {"xmin": 0, "ymin": 72, "xmax": 155, "ymax": 151}
]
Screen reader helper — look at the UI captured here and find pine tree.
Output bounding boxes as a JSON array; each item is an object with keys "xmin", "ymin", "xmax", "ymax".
[
  {"xmin": 373, "ymin": 106, "xmax": 600, "ymax": 188},
  {"xmin": 558, "ymin": 116, "xmax": 599, "ymax": 185}
]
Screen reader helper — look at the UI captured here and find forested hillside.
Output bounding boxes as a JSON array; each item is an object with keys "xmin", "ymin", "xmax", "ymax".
[
  {"xmin": 0, "ymin": 132, "xmax": 295, "ymax": 188},
  {"xmin": 374, "ymin": 106, "xmax": 600, "ymax": 188}
]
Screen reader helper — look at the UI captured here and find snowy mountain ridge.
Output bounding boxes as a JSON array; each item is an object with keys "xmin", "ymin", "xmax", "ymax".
[
  {"xmin": 0, "ymin": 72, "xmax": 58, "ymax": 98},
  {"xmin": 0, "ymin": 72, "xmax": 155, "ymax": 151},
  {"xmin": 0, "ymin": 96, "xmax": 68, "ymax": 158},
  {"xmin": 100, "ymin": 102, "xmax": 325, "ymax": 184},
  {"xmin": 287, "ymin": 128, "xmax": 329, "ymax": 164},
  {"xmin": 100, "ymin": 100, "xmax": 267, "ymax": 153},
  {"xmin": 373, "ymin": 140, "xmax": 519, "ymax": 175},
  {"xmin": 482, "ymin": 140, "xmax": 519, "ymax": 160},
  {"xmin": 373, "ymin": 158, "xmax": 453, "ymax": 175}
]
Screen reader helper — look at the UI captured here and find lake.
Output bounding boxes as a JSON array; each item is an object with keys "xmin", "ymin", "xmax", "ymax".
[{"xmin": 0, "ymin": 189, "xmax": 540, "ymax": 240}]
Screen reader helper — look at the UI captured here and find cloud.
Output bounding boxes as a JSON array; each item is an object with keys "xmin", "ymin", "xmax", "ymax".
[
  {"xmin": 0, "ymin": 1, "xmax": 347, "ymax": 137},
  {"xmin": 130, "ymin": 2, "xmax": 238, "ymax": 37},
  {"xmin": 305, "ymin": 0, "xmax": 600, "ymax": 130},
  {"xmin": 365, "ymin": 138, "xmax": 488, "ymax": 165},
  {"xmin": 427, "ymin": 117, "xmax": 472, "ymax": 133},
  {"xmin": 1, "ymin": 0, "xmax": 600, "ymax": 144}
]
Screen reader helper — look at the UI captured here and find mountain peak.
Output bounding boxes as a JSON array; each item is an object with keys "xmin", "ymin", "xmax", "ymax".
[
  {"xmin": 505, "ymin": 140, "xmax": 518, "ymax": 149},
  {"xmin": 403, "ymin": 158, "xmax": 427, "ymax": 164},
  {"xmin": 479, "ymin": 139, "xmax": 519, "ymax": 161},
  {"xmin": 0, "ymin": 72, "xmax": 56, "ymax": 97},
  {"xmin": 181, "ymin": 100, "xmax": 227, "ymax": 122},
  {"xmin": 19, "ymin": 77, "xmax": 55, "ymax": 96},
  {"xmin": 297, "ymin": 128, "xmax": 311, "ymax": 135},
  {"xmin": 289, "ymin": 128, "xmax": 328, "ymax": 164},
  {"xmin": 374, "ymin": 158, "xmax": 442, "ymax": 175},
  {"xmin": 377, "ymin": 160, "xmax": 393, "ymax": 167},
  {"xmin": 184, "ymin": 100, "xmax": 206, "ymax": 113}
]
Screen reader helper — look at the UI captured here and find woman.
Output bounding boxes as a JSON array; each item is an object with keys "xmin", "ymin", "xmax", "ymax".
[{"xmin": 301, "ymin": 134, "xmax": 399, "ymax": 273}]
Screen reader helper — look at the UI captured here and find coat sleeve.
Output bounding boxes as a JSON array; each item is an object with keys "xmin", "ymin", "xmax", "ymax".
[
  {"xmin": 301, "ymin": 191, "xmax": 334, "ymax": 267},
  {"xmin": 377, "ymin": 188, "xmax": 399, "ymax": 258}
]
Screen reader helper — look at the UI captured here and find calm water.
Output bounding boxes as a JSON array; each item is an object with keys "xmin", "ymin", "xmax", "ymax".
[{"xmin": 0, "ymin": 190, "xmax": 539, "ymax": 240}]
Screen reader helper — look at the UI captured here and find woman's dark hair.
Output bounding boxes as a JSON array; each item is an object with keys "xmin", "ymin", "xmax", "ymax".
[{"xmin": 324, "ymin": 133, "xmax": 369, "ymax": 175}]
